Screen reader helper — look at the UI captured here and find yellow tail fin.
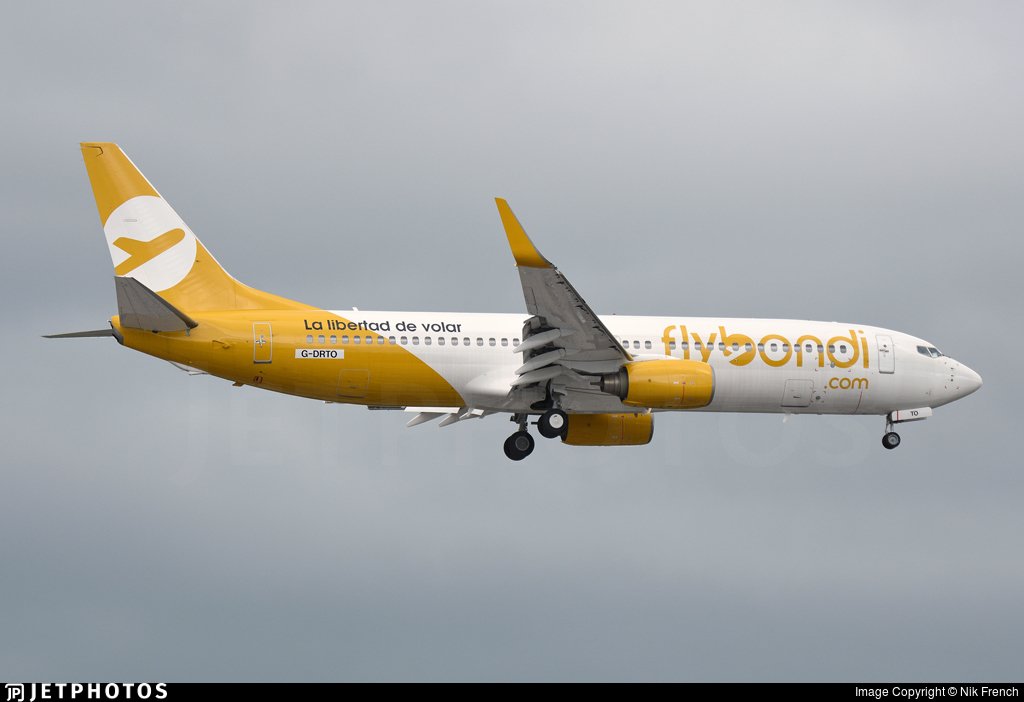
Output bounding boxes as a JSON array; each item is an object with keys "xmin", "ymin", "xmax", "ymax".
[{"xmin": 80, "ymin": 143, "xmax": 309, "ymax": 312}]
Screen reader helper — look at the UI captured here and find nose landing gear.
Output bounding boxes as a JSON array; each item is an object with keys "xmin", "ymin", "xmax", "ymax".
[
  {"xmin": 882, "ymin": 430, "xmax": 901, "ymax": 450},
  {"xmin": 881, "ymin": 416, "xmax": 901, "ymax": 449},
  {"xmin": 880, "ymin": 408, "xmax": 932, "ymax": 450}
]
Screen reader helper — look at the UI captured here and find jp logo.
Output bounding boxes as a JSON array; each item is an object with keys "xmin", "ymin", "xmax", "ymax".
[{"xmin": 103, "ymin": 195, "xmax": 198, "ymax": 292}]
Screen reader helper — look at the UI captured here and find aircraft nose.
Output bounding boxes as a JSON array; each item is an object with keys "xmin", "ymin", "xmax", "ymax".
[{"xmin": 957, "ymin": 363, "xmax": 983, "ymax": 397}]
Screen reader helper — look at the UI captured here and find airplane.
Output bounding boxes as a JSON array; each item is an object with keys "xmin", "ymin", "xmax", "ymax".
[{"xmin": 49, "ymin": 143, "xmax": 983, "ymax": 461}]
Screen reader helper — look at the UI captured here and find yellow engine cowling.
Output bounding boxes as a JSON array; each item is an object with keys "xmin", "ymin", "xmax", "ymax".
[
  {"xmin": 601, "ymin": 359, "xmax": 715, "ymax": 410},
  {"xmin": 561, "ymin": 412, "xmax": 654, "ymax": 446}
]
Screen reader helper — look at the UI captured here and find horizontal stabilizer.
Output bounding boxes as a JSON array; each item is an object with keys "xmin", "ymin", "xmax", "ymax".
[
  {"xmin": 43, "ymin": 328, "xmax": 118, "ymax": 339},
  {"xmin": 115, "ymin": 276, "xmax": 198, "ymax": 332}
]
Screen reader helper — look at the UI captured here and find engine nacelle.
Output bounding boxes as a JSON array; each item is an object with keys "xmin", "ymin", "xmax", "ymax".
[
  {"xmin": 562, "ymin": 412, "xmax": 654, "ymax": 446},
  {"xmin": 601, "ymin": 359, "xmax": 715, "ymax": 409}
]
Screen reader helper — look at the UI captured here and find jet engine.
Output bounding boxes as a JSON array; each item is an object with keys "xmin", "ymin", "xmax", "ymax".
[
  {"xmin": 561, "ymin": 412, "xmax": 655, "ymax": 446},
  {"xmin": 600, "ymin": 359, "xmax": 714, "ymax": 409}
]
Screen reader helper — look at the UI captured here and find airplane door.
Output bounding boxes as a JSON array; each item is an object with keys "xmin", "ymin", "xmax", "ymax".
[
  {"xmin": 877, "ymin": 335, "xmax": 895, "ymax": 374},
  {"xmin": 781, "ymin": 379, "xmax": 813, "ymax": 407},
  {"xmin": 253, "ymin": 322, "xmax": 273, "ymax": 363}
]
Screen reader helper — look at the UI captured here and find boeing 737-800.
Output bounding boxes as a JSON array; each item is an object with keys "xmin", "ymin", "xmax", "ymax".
[{"xmin": 49, "ymin": 143, "xmax": 983, "ymax": 460}]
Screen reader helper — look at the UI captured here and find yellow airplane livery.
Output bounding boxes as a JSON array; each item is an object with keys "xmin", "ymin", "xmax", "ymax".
[{"xmin": 50, "ymin": 143, "xmax": 983, "ymax": 460}]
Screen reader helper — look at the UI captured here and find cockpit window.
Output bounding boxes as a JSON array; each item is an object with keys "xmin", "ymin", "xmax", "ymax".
[
  {"xmin": 917, "ymin": 345, "xmax": 929, "ymax": 357},
  {"xmin": 928, "ymin": 347, "xmax": 942, "ymax": 358},
  {"xmin": 918, "ymin": 345, "xmax": 943, "ymax": 358}
]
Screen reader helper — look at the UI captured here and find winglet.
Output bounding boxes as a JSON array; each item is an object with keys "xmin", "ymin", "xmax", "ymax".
[{"xmin": 495, "ymin": 198, "xmax": 553, "ymax": 269}]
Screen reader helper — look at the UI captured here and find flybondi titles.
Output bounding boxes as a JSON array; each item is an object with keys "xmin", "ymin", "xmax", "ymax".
[{"xmin": 660, "ymin": 325, "xmax": 871, "ymax": 368}]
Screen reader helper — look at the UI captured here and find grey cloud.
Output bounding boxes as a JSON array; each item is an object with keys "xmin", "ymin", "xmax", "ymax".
[{"xmin": 1, "ymin": 0, "xmax": 1021, "ymax": 681}]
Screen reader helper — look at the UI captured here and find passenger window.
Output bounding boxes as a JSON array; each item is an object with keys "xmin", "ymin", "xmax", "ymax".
[
  {"xmin": 782, "ymin": 344, "xmax": 789, "ymax": 351},
  {"xmin": 745, "ymin": 343, "xmax": 752, "ymax": 351},
  {"xmin": 463, "ymin": 338, "xmax": 471, "ymax": 346},
  {"xmin": 513, "ymin": 338, "xmax": 520, "ymax": 346},
  {"xmin": 318, "ymin": 335, "xmax": 325, "ymax": 344},
  {"xmin": 306, "ymin": 335, "xmax": 313, "ymax": 343},
  {"xmin": 633, "ymin": 341, "xmax": 640, "ymax": 349},
  {"xmin": 501, "ymin": 338, "xmax": 508, "ymax": 347},
  {"xmin": 400, "ymin": 336, "xmax": 408, "ymax": 345},
  {"xmin": 828, "ymin": 344, "xmax": 835, "ymax": 353},
  {"xmin": 757, "ymin": 343, "xmax": 765, "ymax": 351},
  {"xmin": 681, "ymin": 342, "xmax": 689, "ymax": 350},
  {"xmin": 438, "ymin": 337, "xmax": 446, "ymax": 346},
  {"xmin": 388, "ymin": 336, "xmax": 396, "ymax": 345},
  {"xmin": 817, "ymin": 345, "xmax": 823, "ymax": 352},
  {"xmin": 451, "ymin": 337, "xmax": 459, "ymax": 346},
  {"xmin": 365, "ymin": 336, "xmax": 373, "ymax": 345},
  {"xmin": 644, "ymin": 340, "xmax": 652, "ymax": 350},
  {"xmin": 718, "ymin": 342, "xmax": 725, "ymax": 350},
  {"xmin": 353, "ymin": 336, "xmax": 361, "ymax": 345},
  {"xmin": 412, "ymin": 336, "xmax": 420, "ymax": 345},
  {"xmin": 476, "ymin": 338, "xmax": 484, "ymax": 346},
  {"xmin": 425, "ymin": 337, "xmax": 432, "ymax": 346},
  {"xmin": 732, "ymin": 342, "xmax": 739, "ymax": 351},
  {"xmin": 329, "ymin": 335, "xmax": 337, "ymax": 344},
  {"xmin": 669, "ymin": 341, "xmax": 677, "ymax": 350},
  {"xmin": 377, "ymin": 336, "xmax": 384, "ymax": 345},
  {"xmin": 489, "ymin": 338, "xmax": 496, "ymax": 347},
  {"xmin": 342, "ymin": 335, "xmax": 350, "ymax": 344},
  {"xmin": 770, "ymin": 343, "xmax": 778, "ymax": 352},
  {"xmin": 621, "ymin": 340, "xmax": 628, "ymax": 348},
  {"xmin": 805, "ymin": 344, "xmax": 813, "ymax": 352}
]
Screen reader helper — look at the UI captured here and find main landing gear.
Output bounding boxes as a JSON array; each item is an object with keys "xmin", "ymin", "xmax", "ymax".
[
  {"xmin": 537, "ymin": 409, "xmax": 568, "ymax": 439},
  {"xmin": 504, "ymin": 414, "xmax": 535, "ymax": 461},
  {"xmin": 503, "ymin": 430, "xmax": 535, "ymax": 461},
  {"xmin": 503, "ymin": 410, "xmax": 568, "ymax": 460}
]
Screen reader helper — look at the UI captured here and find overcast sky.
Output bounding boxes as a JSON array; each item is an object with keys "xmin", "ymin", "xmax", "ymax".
[{"xmin": 2, "ymin": 1, "xmax": 1022, "ymax": 682}]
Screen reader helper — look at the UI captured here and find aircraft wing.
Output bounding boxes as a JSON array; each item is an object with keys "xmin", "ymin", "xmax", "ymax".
[{"xmin": 496, "ymin": 199, "xmax": 631, "ymax": 388}]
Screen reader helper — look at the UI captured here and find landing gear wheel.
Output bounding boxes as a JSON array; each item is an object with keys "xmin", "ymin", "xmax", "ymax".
[
  {"xmin": 503, "ymin": 431, "xmax": 535, "ymax": 461},
  {"xmin": 537, "ymin": 409, "xmax": 568, "ymax": 439},
  {"xmin": 882, "ymin": 432, "xmax": 901, "ymax": 450}
]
